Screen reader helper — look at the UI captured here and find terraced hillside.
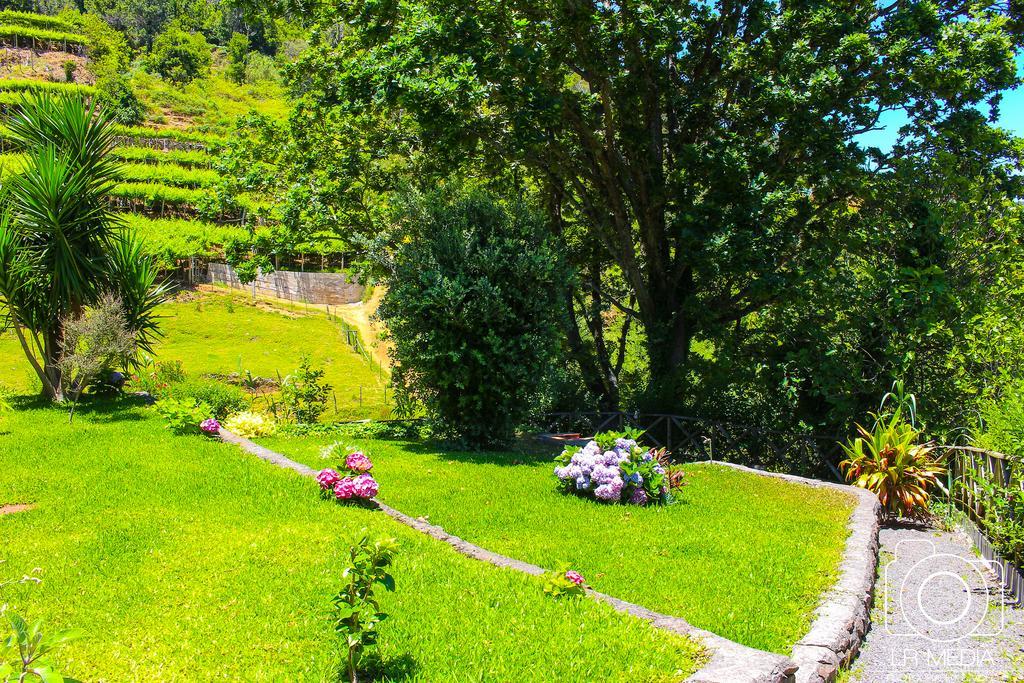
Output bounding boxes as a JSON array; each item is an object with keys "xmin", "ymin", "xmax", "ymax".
[{"xmin": 0, "ymin": 9, "xmax": 280, "ymax": 268}]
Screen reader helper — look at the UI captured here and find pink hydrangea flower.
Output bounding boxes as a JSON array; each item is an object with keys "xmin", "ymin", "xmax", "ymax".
[
  {"xmin": 333, "ymin": 477, "xmax": 356, "ymax": 500},
  {"xmin": 345, "ymin": 451, "xmax": 373, "ymax": 473},
  {"xmin": 351, "ymin": 473, "xmax": 379, "ymax": 499},
  {"xmin": 565, "ymin": 570, "xmax": 585, "ymax": 586},
  {"xmin": 200, "ymin": 418, "xmax": 220, "ymax": 435},
  {"xmin": 317, "ymin": 468, "xmax": 341, "ymax": 490}
]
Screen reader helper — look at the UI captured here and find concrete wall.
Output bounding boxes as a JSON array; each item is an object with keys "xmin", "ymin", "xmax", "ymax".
[{"xmin": 205, "ymin": 263, "xmax": 364, "ymax": 305}]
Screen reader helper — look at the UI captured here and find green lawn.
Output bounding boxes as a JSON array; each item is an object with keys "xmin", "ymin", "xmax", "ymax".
[
  {"xmin": 258, "ymin": 434, "xmax": 855, "ymax": 654},
  {"xmin": 0, "ymin": 288, "xmax": 389, "ymax": 419},
  {"xmin": 0, "ymin": 401, "xmax": 703, "ymax": 681}
]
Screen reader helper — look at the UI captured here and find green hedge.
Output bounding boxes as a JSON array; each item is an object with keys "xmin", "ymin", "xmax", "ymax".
[
  {"xmin": 0, "ymin": 23, "xmax": 89, "ymax": 48},
  {"xmin": 0, "ymin": 10, "xmax": 76, "ymax": 32},
  {"xmin": 0, "ymin": 79, "xmax": 95, "ymax": 95},
  {"xmin": 112, "ymin": 146, "xmax": 214, "ymax": 168},
  {"xmin": 120, "ymin": 161, "xmax": 221, "ymax": 188}
]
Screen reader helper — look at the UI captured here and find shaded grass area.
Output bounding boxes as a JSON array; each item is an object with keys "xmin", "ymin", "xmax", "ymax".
[
  {"xmin": 259, "ymin": 434, "xmax": 855, "ymax": 654},
  {"xmin": 0, "ymin": 401, "xmax": 703, "ymax": 680}
]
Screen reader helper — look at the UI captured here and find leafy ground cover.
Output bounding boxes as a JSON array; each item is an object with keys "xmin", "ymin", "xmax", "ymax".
[
  {"xmin": 0, "ymin": 402, "xmax": 703, "ymax": 680},
  {"xmin": 258, "ymin": 434, "xmax": 855, "ymax": 654}
]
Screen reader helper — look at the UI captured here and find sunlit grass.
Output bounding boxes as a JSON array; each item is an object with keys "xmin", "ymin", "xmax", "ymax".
[
  {"xmin": 0, "ymin": 288, "xmax": 389, "ymax": 419},
  {"xmin": 0, "ymin": 401, "xmax": 703, "ymax": 680},
  {"xmin": 260, "ymin": 433, "xmax": 855, "ymax": 654}
]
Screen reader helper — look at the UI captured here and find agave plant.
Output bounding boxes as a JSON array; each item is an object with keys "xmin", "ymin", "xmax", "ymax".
[
  {"xmin": 839, "ymin": 410, "xmax": 946, "ymax": 517},
  {"xmin": 0, "ymin": 93, "xmax": 168, "ymax": 401}
]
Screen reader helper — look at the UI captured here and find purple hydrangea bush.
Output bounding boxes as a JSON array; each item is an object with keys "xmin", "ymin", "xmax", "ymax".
[
  {"xmin": 199, "ymin": 418, "xmax": 220, "ymax": 436},
  {"xmin": 318, "ymin": 450, "xmax": 379, "ymax": 503},
  {"xmin": 554, "ymin": 433, "xmax": 676, "ymax": 505}
]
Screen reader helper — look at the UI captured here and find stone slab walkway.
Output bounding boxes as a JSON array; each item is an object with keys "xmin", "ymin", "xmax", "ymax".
[{"xmin": 848, "ymin": 522, "xmax": 1024, "ymax": 682}]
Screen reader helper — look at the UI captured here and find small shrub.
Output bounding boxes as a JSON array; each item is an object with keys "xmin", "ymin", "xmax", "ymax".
[
  {"xmin": 554, "ymin": 432, "xmax": 682, "ymax": 506},
  {"xmin": 167, "ymin": 378, "xmax": 248, "ymax": 419},
  {"xmin": 154, "ymin": 397, "xmax": 212, "ymax": 434},
  {"xmin": 317, "ymin": 448, "xmax": 379, "ymax": 503},
  {"xmin": 0, "ymin": 613, "xmax": 83, "ymax": 682},
  {"xmin": 542, "ymin": 566, "xmax": 586, "ymax": 599},
  {"xmin": 378, "ymin": 189, "xmax": 563, "ymax": 448},
  {"xmin": 839, "ymin": 411, "xmax": 946, "ymax": 517},
  {"xmin": 333, "ymin": 536, "xmax": 398, "ymax": 683},
  {"xmin": 222, "ymin": 411, "xmax": 276, "ymax": 438},
  {"xmin": 57, "ymin": 294, "xmax": 137, "ymax": 421},
  {"xmin": 95, "ymin": 74, "xmax": 145, "ymax": 126},
  {"xmin": 61, "ymin": 59, "xmax": 76, "ymax": 83},
  {"xmin": 280, "ymin": 356, "xmax": 331, "ymax": 424},
  {"xmin": 226, "ymin": 32, "xmax": 248, "ymax": 84},
  {"xmin": 146, "ymin": 21, "xmax": 212, "ymax": 84}
]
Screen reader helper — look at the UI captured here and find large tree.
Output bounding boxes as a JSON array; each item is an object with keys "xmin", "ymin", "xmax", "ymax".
[{"xmin": 288, "ymin": 0, "xmax": 1022, "ymax": 408}]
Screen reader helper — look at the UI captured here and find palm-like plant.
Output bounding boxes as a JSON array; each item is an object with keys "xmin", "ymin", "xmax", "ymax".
[
  {"xmin": 0, "ymin": 94, "xmax": 168, "ymax": 401},
  {"xmin": 840, "ymin": 409, "xmax": 947, "ymax": 518}
]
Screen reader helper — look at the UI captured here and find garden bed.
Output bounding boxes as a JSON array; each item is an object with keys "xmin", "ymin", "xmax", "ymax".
[
  {"xmin": 257, "ymin": 434, "xmax": 857, "ymax": 655},
  {"xmin": 0, "ymin": 402, "xmax": 704, "ymax": 680}
]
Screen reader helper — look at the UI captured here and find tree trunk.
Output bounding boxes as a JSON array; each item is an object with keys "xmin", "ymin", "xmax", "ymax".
[
  {"xmin": 42, "ymin": 328, "xmax": 65, "ymax": 402},
  {"xmin": 639, "ymin": 289, "xmax": 693, "ymax": 410}
]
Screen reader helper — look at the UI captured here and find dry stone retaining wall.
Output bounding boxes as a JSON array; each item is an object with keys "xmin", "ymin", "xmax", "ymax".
[{"xmin": 205, "ymin": 263, "xmax": 364, "ymax": 305}]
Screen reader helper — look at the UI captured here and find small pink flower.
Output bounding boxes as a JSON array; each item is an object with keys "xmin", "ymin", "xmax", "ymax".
[
  {"xmin": 351, "ymin": 473, "xmax": 379, "ymax": 499},
  {"xmin": 334, "ymin": 477, "xmax": 356, "ymax": 500},
  {"xmin": 565, "ymin": 570, "xmax": 585, "ymax": 586},
  {"xmin": 345, "ymin": 451, "xmax": 373, "ymax": 473},
  {"xmin": 317, "ymin": 468, "xmax": 341, "ymax": 490},
  {"xmin": 200, "ymin": 418, "xmax": 220, "ymax": 435}
]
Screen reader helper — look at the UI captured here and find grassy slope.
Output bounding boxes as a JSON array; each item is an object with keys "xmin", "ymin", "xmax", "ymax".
[
  {"xmin": 0, "ymin": 290, "xmax": 388, "ymax": 418},
  {"xmin": 258, "ymin": 434, "xmax": 855, "ymax": 654},
  {"xmin": 152, "ymin": 290, "xmax": 388, "ymax": 419},
  {"xmin": 131, "ymin": 68, "xmax": 287, "ymax": 136},
  {"xmin": 0, "ymin": 402, "xmax": 702, "ymax": 680}
]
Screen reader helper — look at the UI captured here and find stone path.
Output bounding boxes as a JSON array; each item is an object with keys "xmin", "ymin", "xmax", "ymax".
[{"xmin": 848, "ymin": 522, "xmax": 1024, "ymax": 682}]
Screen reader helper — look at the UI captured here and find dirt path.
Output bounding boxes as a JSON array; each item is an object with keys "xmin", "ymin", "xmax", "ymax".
[{"xmin": 847, "ymin": 522, "xmax": 1024, "ymax": 682}]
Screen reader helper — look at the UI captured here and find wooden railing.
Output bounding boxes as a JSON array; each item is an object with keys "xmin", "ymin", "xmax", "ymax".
[
  {"xmin": 944, "ymin": 445, "xmax": 1023, "ymax": 604},
  {"xmin": 944, "ymin": 446, "xmax": 1020, "ymax": 524}
]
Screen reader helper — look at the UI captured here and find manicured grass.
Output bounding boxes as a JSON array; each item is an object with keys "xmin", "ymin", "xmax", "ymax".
[
  {"xmin": 0, "ymin": 402, "xmax": 703, "ymax": 680},
  {"xmin": 258, "ymin": 434, "xmax": 855, "ymax": 654},
  {"xmin": 152, "ymin": 289, "xmax": 390, "ymax": 420}
]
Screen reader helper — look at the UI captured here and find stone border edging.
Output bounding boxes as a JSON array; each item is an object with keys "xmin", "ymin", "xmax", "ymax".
[
  {"xmin": 218, "ymin": 430, "xmax": 878, "ymax": 683},
  {"xmin": 693, "ymin": 461, "xmax": 881, "ymax": 683}
]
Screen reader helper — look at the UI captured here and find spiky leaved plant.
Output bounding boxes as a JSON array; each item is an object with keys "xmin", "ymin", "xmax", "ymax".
[{"xmin": 0, "ymin": 93, "xmax": 168, "ymax": 401}]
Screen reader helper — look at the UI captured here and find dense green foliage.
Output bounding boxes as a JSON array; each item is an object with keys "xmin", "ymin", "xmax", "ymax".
[
  {"xmin": 0, "ymin": 403, "xmax": 703, "ymax": 679},
  {"xmin": 146, "ymin": 21, "xmax": 212, "ymax": 84},
  {"xmin": 226, "ymin": 31, "xmax": 248, "ymax": 84},
  {"xmin": 283, "ymin": 0, "xmax": 1024, "ymax": 447},
  {"xmin": 164, "ymin": 377, "xmax": 249, "ymax": 418},
  {"xmin": 94, "ymin": 74, "xmax": 144, "ymax": 125},
  {"xmin": 378, "ymin": 191, "xmax": 562, "ymax": 447}
]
